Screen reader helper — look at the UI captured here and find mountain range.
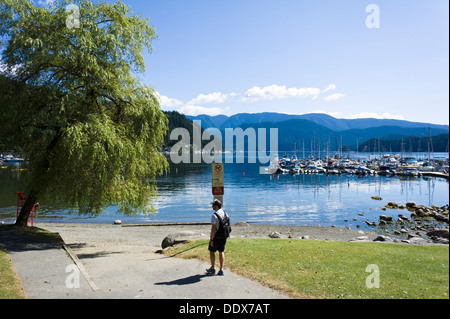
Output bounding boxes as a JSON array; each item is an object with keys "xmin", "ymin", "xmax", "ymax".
[{"xmin": 186, "ymin": 112, "xmax": 449, "ymax": 152}]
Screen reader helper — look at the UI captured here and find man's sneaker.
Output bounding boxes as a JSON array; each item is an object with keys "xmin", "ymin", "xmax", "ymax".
[
  {"xmin": 206, "ymin": 267, "xmax": 216, "ymax": 275},
  {"xmin": 217, "ymin": 270, "xmax": 224, "ymax": 276}
]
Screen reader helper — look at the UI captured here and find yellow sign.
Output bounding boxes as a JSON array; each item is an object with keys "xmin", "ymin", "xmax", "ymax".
[
  {"xmin": 212, "ymin": 163, "xmax": 224, "ymax": 179},
  {"xmin": 212, "ymin": 163, "xmax": 225, "ymax": 200},
  {"xmin": 212, "ymin": 179, "xmax": 224, "ymax": 187}
]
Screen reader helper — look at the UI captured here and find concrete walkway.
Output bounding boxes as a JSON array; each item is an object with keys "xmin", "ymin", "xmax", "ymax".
[{"xmin": 0, "ymin": 225, "xmax": 288, "ymax": 299}]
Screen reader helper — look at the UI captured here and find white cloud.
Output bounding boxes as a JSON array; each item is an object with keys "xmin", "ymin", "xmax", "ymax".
[
  {"xmin": 178, "ymin": 105, "xmax": 226, "ymax": 116},
  {"xmin": 310, "ymin": 110, "xmax": 343, "ymax": 118},
  {"xmin": 38, "ymin": 0, "xmax": 56, "ymax": 7},
  {"xmin": 322, "ymin": 84, "xmax": 336, "ymax": 93},
  {"xmin": 156, "ymin": 91, "xmax": 229, "ymax": 116},
  {"xmin": 155, "ymin": 92, "xmax": 183, "ymax": 109},
  {"xmin": 324, "ymin": 93, "xmax": 346, "ymax": 101},
  {"xmin": 0, "ymin": 61, "xmax": 21, "ymax": 76},
  {"xmin": 189, "ymin": 92, "xmax": 228, "ymax": 105},
  {"xmin": 155, "ymin": 91, "xmax": 229, "ymax": 116},
  {"xmin": 346, "ymin": 112, "xmax": 405, "ymax": 120},
  {"xmin": 243, "ymin": 85, "xmax": 321, "ymax": 102},
  {"xmin": 156, "ymin": 83, "xmax": 347, "ymax": 116},
  {"xmin": 294, "ymin": 110, "xmax": 406, "ymax": 121}
]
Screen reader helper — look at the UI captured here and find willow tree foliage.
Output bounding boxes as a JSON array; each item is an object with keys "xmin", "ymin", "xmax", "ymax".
[{"xmin": 0, "ymin": 0, "xmax": 168, "ymax": 226}]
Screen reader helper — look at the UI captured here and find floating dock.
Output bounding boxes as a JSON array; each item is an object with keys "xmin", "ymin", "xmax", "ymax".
[{"xmin": 420, "ymin": 172, "xmax": 449, "ymax": 180}]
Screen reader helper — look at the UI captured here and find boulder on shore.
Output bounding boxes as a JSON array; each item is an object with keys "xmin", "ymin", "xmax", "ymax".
[
  {"xmin": 373, "ymin": 235, "xmax": 393, "ymax": 242},
  {"xmin": 426, "ymin": 229, "xmax": 449, "ymax": 239},
  {"xmin": 406, "ymin": 202, "xmax": 417, "ymax": 209},
  {"xmin": 161, "ymin": 231, "xmax": 205, "ymax": 249},
  {"xmin": 385, "ymin": 202, "xmax": 398, "ymax": 209},
  {"xmin": 268, "ymin": 231, "xmax": 282, "ymax": 238},
  {"xmin": 379, "ymin": 215, "xmax": 393, "ymax": 222}
]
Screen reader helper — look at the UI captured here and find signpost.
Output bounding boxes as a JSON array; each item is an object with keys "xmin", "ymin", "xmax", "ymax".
[
  {"xmin": 212, "ymin": 163, "xmax": 224, "ymax": 180},
  {"xmin": 212, "ymin": 179, "xmax": 224, "ymax": 196},
  {"xmin": 212, "ymin": 163, "xmax": 224, "ymax": 204}
]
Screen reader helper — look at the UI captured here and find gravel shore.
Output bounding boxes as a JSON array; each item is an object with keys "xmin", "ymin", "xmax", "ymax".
[{"xmin": 36, "ymin": 222, "xmax": 381, "ymax": 251}]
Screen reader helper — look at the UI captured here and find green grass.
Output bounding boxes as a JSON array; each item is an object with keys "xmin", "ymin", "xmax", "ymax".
[
  {"xmin": 0, "ymin": 245, "xmax": 26, "ymax": 299},
  {"xmin": 165, "ymin": 238, "xmax": 449, "ymax": 299}
]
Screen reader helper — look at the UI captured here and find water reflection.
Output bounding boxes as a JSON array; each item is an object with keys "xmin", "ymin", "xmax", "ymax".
[{"xmin": 0, "ymin": 154, "xmax": 448, "ymax": 228}]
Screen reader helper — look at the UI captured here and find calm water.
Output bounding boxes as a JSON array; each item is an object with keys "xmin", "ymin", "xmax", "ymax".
[{"xmin": 1, "ymin": 152, "xmax": 449, "ymax": 230}]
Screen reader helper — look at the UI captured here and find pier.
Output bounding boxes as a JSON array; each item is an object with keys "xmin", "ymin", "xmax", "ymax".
[{"xmin": 420, "ymin": 172, "xmax": 450, "ymax": 180}]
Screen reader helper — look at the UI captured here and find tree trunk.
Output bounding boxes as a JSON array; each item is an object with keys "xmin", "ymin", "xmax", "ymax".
[{"xmin": 15, "ymin": 191, "xmax": 38, "ymax": 227}]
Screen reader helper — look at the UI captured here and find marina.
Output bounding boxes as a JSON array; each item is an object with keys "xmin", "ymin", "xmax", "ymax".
[
  {"xmin": 0, "ymin": 152, "xmax": 448, "ymax": 230},
  {"xmin": 263, "ymin": 152, "xmax": 449, "ymax": 180},
  {"xmin": 0, "ymin": 154, "xmax": 24, "ymax": 165}
]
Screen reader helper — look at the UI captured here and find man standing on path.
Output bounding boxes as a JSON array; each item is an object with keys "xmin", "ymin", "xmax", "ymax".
[{"xmin": 207, "ymin": 199, "xmax": 229, "ymax": 276}]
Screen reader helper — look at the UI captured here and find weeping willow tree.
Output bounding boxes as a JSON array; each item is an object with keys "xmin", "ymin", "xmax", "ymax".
[{"xmin": 0, "ymin": 0, "xmax": 168, "ymax": 226}]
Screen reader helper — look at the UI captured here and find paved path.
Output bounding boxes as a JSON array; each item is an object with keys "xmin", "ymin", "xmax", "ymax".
[
  {"xmin": 0, "ymin": 229, "xmax": 95, "ymax": 298},
  {"xmin": 1, "ymin": 225, "xmax": 288, "ymax": 299}
]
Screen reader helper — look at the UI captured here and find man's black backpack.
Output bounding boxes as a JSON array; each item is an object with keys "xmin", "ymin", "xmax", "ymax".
[{"xmin": 214, "ymin": 212, "xmax": 232, "ymax": 239}]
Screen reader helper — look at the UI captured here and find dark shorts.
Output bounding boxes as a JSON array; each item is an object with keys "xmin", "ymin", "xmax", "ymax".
[{"xmin": 208, "ymin": 237, "xmax": 227, "ymax": 253}]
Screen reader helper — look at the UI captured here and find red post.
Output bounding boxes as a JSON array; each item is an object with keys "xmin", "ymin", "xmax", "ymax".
[{"xmin": 29, "ymin": 204, "xmax": 38, "ymax": 227}]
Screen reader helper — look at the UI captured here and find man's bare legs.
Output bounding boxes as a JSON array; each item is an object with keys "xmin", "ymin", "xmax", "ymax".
[{"xmin": 209, "ymin": 251, "xmax": 225, "ymax": 271}]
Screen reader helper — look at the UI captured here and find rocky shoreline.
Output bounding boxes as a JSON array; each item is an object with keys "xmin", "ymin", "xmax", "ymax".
[
  {"xmin": 361, "ymin": 202, "xmax": 449, "ymax": 245},
  {"xmin": 156, "ymin": 201, "xmax": 449, "ymax": 247},
  {"xmin": 159, "ymin": 221, "xmax": 448, "ymax": 249}
]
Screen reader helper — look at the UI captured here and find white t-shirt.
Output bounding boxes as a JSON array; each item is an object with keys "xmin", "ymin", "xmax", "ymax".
[{"xmin": 211, "ymin": 208, "xmax": 226, "ymax": 230}]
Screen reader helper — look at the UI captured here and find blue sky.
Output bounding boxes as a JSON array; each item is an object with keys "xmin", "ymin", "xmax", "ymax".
[{"xmin": 41, "ymin": 1, "xmax": 450, "ymax": 124}]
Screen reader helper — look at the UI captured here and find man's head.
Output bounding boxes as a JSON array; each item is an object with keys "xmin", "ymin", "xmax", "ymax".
[{"xmin": 211, "ymin": 199, "xmax": 222, "ymax": 210}]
